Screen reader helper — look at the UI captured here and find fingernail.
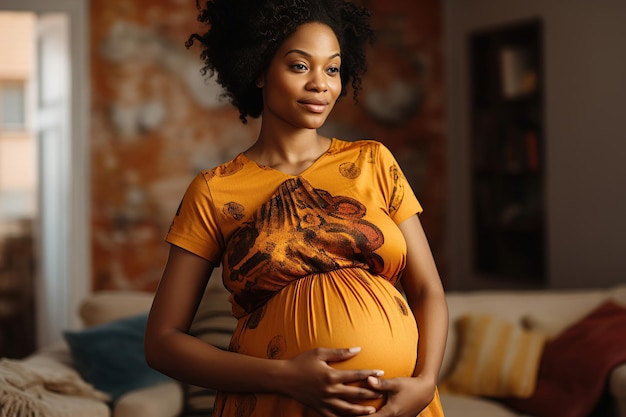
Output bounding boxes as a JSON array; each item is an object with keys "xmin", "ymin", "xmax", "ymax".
[
  {"xmin": 373, "ymin": 369, "xmax": 384, "ymax": 377},
  {"xmin": 348, "ymin": 347, "xmax": 361, "ymax": 353},
  {"xmin": 367, "ymin": 407, "xmax": 376, "ymax": 414}
]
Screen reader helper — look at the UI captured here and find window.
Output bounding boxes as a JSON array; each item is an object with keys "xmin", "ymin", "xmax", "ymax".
[{"xmin": 0, "ymin": 81, "xmax": 27, "ymax": 130}]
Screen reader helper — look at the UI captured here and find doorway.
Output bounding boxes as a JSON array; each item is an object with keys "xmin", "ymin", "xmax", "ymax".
[{"xmin": 0, "ymin": 0, "xmax": 89, "ymax": 353}]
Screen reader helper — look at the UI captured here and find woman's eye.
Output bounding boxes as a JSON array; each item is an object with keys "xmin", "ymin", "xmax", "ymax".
[
  {"xmin": 327, "ymin": 67, "xmax": 340, "ymax": 75},
  {"xmin": 291, "ymin": 63, "xmax": 308, "ymax": 71}
]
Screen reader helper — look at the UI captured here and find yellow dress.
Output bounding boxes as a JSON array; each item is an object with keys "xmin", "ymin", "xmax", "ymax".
[{"xmin": 166, "ymin": 139, "xmax": 444, "ymax": 417}]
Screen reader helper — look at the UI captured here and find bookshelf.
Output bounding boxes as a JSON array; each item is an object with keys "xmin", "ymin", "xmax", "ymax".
[{"xmin": 469, "ymin": 18, "xmax": 546, "ymax": 285}]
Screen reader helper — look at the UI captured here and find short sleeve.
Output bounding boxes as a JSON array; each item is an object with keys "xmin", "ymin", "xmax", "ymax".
[
  {"xmin": 165, "ymin": 172, "xmax": 224, "ymax": 264},
  {"xmin": 376, "ymin": 143, "xmax": 423, "ymax": 224}
]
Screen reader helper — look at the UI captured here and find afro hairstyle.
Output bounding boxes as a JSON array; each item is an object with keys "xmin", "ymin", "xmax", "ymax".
[{"xmin": 186, "ymin": 0, "xmax": 375, "ymax": 123}]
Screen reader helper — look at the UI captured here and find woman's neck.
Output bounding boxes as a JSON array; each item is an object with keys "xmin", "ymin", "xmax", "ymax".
[{"xmin": 245, "ymin": 127, "xmax": 331, "ymax": 175}]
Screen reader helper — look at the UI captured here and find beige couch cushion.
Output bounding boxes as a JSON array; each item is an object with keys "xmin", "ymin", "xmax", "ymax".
[
  {"xmin": 523, "ymin": 285, "xmax": 626, "ymax": 338},
  {"xmin": 79, "ymin": 291, "xmax": 154, "ymax": 327},
  {"xmin": 114, "ymin": 380, "xmax": 183, "ymax": 417},
  {"xmin": 440, "ymin": 393, "xmax": 522, "ymax": 417}
]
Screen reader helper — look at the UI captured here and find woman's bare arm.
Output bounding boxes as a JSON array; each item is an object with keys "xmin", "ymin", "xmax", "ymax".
[{"xmin": 399, "ymin": 215, "xmax": 448, "ymax": 384}]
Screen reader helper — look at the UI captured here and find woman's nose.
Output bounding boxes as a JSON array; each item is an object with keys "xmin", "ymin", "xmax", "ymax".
[{"xmin": 306, "ymin": 71, "xmax": 328, "ymax": 92}]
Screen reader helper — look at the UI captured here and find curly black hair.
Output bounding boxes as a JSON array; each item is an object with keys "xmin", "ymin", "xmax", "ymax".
[{"xmin": 186, "ymin": 0, "xmax": 375, "ymax": 123}]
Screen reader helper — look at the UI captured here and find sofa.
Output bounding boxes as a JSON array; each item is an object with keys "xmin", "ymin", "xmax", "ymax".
[
  {"xmin": 3, "ymin": 278, "xmax": 626, "ymax": 417},
  {"xmin": 439, "ymin": 284, "xmax": 626, "ymax": 417}
]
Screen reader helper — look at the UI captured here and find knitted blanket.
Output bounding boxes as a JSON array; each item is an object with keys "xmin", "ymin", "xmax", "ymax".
[{"xmin": 0, "ymin": 356, "xmax": 110, "ymax": 417}]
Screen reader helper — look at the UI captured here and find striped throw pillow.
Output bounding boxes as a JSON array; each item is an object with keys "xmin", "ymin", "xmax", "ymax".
[
  {"xmin": 439, "ymin": 314, "xmax": 546, "ymax": 398},
  {"xmin": 183, "ymin": 279, "xmax": 238, "ymax": 416}
]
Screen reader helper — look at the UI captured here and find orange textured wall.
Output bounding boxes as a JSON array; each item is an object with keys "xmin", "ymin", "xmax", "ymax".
[{"xmin": 89, "ymin": 0, "xmax": 446, "ymax": 291}]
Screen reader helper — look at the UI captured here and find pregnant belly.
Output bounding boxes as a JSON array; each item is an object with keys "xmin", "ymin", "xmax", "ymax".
[{"xmin": 231, "ymin": 268, "xmax": 418, "ymax": 407}]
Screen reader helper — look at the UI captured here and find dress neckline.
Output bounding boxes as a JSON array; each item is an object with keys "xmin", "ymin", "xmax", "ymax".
[{"xmin": 240, "ymin": 137, "xmax": 337, "ymax": 178}]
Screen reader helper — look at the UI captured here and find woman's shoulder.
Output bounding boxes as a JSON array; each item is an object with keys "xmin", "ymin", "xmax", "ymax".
[
  {"xmin": 331, "ymin": 138, "xmax": 389, "ymax": 152},
  {"xmin": 179, "ymin": 153, "xmax": 250, "ymax": 200},
  {"xmin": 330, "ymin": 138, "xmax": 395, "ymax": 160},
  {"xmin": 197, "ymin": 153, "xmax": 249, "ymax": 184}
]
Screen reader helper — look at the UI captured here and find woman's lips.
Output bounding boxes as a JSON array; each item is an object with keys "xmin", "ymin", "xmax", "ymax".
[{"xmin": 299, "ymin": 99, "xmax": 328, "ymax": 113}]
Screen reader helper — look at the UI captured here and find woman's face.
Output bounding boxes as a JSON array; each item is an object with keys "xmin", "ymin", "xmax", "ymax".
[{"xmin": 259, "ymin": 22, "xmax": 342, "ymax": 131}]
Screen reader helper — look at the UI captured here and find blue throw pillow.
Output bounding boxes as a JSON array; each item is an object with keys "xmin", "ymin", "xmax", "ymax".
[{"xmin": 63, "ymin": 312, "xmax": 171, "ymax": 403}]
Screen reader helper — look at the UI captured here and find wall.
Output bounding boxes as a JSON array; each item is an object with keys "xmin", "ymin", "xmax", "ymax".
[
  {"xmin": 0, "ymin": 12, "xmax": 35, "ymax": 77},
  {"xmin": 90, "ymin": 0, "xmax": 447, "ymax": 291},
  {"xmin": 446, "ymin": 0, "xmax": 626, "ymax": 290}
]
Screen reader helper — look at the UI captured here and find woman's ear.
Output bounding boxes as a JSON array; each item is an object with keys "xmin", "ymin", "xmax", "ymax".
[{"xmin": 256, "ymin": 75, "xmax": 265, "ymax": 88}]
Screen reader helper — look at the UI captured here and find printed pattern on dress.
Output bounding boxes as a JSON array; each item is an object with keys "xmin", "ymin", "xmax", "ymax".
[{"xmin": 223, "ymin": 176, "xmax": 385, "ymax": 316}]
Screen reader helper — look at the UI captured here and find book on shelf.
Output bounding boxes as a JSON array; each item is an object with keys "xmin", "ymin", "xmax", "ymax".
[
  {"xmin": 499, "ymin": 46, "xmax": 538, "ymax": 99},
  {"xmin": 524, "ymin": 130, "xmax": 540, "ymax": 171}
]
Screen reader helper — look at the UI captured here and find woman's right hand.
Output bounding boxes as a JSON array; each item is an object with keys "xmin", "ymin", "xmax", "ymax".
[{"xmin": 279, "ymin": 347, "xmax": 384, "ymax": 417}]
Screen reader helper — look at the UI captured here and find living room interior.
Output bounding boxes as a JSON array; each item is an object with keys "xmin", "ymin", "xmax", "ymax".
[{"xmin": 0, "ymin": 0, "xmax": 625, "ymax": 416}]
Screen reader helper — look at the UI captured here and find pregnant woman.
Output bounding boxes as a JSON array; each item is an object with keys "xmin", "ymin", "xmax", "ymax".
[{"xmin": 144, "ymin": 1, "xmax": 448, "ymax": 416}]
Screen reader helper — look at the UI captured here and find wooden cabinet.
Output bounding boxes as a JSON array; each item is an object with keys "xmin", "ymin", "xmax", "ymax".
[{"xmin": 468, "ymin": 19, "xmax": 546, "ymax": 285}]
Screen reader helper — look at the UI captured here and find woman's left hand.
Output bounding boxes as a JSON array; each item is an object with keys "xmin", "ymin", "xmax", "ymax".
[{"xmin": 359, "ymin": 375, "xmax": 435, "ymax": 417}]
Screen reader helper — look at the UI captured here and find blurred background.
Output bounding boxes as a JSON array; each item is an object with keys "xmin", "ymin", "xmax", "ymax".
[{"xmin": 0, "ymin": 0, "xmax": 624, "ymax": 358}]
